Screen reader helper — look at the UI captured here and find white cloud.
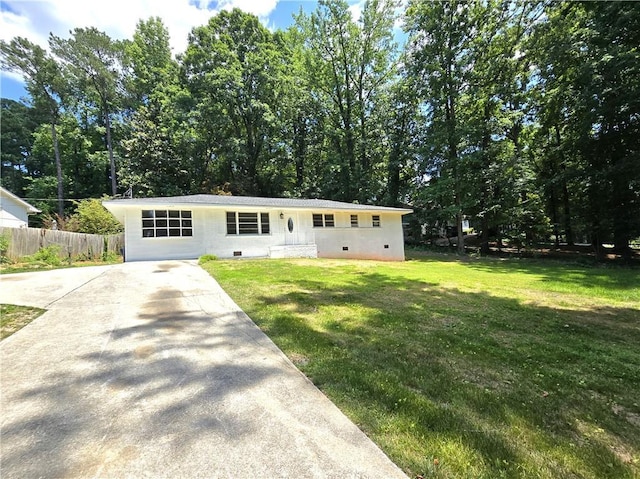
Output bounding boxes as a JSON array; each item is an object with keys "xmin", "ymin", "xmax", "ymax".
[
  {"xmin": 216, "ymin": 0, "xmax": 279, "ymax": 18},
  {"xmin": 348, "ymin": 0, "xmax": 364, "ymax": 23},
  {"xmin": 1, "ymin": 0, "xmax": 280, "ymax": 59}
]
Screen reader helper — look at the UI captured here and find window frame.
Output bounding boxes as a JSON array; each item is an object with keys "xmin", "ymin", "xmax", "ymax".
[
  {"xmin": 372, "ymin": 215, "xmax": 381, "ymax": 228},
  {"xmin": 142, "ymin": 210, "xmax": 193, "ymax": 238},
  {"xmin": 350, "ymin": 214, "xmax": 359, "ymax": 227},
  {"xmin": 226, "ymin": 211, "xmax": 271, "ymax": 235},
  {"xmin": 312, "ymin": 213, "xmax": 335, "ymax": 228}
]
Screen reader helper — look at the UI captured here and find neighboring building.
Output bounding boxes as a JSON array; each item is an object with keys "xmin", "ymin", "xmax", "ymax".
[
  {"xmin": 103, "ymin": 195, "xmax": 412, "ymax": 262},
  {"xmin": 0, "ymin": 187, "xmax": 40, "ymax": 228}
]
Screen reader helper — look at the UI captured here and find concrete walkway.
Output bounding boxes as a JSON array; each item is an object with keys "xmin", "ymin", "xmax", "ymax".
[{"xmin": 1, "ymin": 261, "xmax": 407, "ymax": 478}]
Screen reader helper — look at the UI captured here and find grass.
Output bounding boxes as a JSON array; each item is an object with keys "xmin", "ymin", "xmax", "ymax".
[
  {"xmin": 1, "ymin": 304, "xmax": 46, "ymax": 339},
  {"xmin": 200, "ymin": 252, "xmax": 640, "ymax": 479},
  {"xmin": 0, "ymin": 256, "xmax": 122, "ymax": 274}
]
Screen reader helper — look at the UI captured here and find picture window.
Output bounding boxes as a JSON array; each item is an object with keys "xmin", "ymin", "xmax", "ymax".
[{"xmin": 142, "ymin": 210, "xmax": 193, "ymax": 238}]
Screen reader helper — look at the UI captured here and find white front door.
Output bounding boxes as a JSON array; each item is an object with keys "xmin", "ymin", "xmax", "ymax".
[{"xmin": 285, "ymin": 212, "xmax": 298, "ymax": 245}]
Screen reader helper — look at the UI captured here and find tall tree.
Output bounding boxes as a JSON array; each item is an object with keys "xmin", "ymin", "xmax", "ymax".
[
  {"xmin": 1, "ymin": 38, "xmax": 68, "ymax": 215},
  {"xmin": 383, "ymin": 71, "xmax": 420, "ymax": 207},
  {"xmin": 50, "ymin": 28, "xmax": 123, "ymax": 196},
  {"xmin": 580, "ymin": 2, "xmax": 640, "ymax": 258},
  {"xmin": 182, "ymin": 9, "xmax": 290, "ymax": 195},
  {"xmin": 405, "ymin": 0, "xmax": 475, "ymax": 253},
  {"xmin": 119, "ymin": 17, "xmax": 191, "ymax": 197},
  {"xmin": 123, "ymin": 17, "xmax": 175, "ymax": 109},
  {"xmin": 295, "ymin": 0, "xmax": 398, "ymax": 203},
  {"xmin": 0, "ymin": 99, "xmax": 44, "ymax": 195},
  {"xmin": 530, "ymin": 1, "xmax": 640, "ymax": 258},
  {"xmin": 406, "ymin": 0, "xmax": 547, "ymax": 254}
]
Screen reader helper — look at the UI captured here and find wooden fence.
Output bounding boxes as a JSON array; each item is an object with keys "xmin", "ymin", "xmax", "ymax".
[{"xmin": 0, "ymin": 227, "xmax": 124, "ymax": 261}]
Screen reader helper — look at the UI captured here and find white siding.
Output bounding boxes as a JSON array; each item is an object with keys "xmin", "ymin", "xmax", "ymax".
[
  {"xmin": 118, "ymin": 205, "xmax": 406, "ymax": 262},
  {"xmin": 0, "ymin": 197, "xmax": 29, "ymax": 228},
  {"xmin": 123, "ymin": 207, "xmax": 207, "ymax": 261},
  {"xmin": 313, "ymin": 212, "xmax": 405, "ymax": 261}
]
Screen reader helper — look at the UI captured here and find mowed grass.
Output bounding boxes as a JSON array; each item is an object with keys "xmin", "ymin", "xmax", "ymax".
[
  {"xmin": 200, "ymin": 253, "xmax": 640, "ymax": 479},
  {"xmin": 1, "ymin": 304, "xmax": 46, "ymax": 339}
]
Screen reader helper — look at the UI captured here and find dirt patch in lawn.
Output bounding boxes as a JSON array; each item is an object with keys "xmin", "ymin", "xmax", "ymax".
[{"xmin": 1, "ymin": 304, "xmax": 46, "ymax": 339}]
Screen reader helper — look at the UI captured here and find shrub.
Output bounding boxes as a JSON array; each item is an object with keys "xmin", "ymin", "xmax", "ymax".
[
  {"xmin": 199, "ymin": 254, "xmax": 218, "ymax": 264},
  {"xmin": 26, "ymin": 245, "xmax": 62, "ymax": 266},
  {"xmin": 66, "ymin": 198, "xmax": 123, "ymax": 235},
  {"xmin": 0, "ymin": 233, "xmax": 10, "ymax": 263},
  {"xmin": 102, "ymin": 250, "xmax": 120, "ymax": 263}
]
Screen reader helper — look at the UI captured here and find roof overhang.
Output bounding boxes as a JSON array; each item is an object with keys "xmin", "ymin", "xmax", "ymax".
[
  {"xmin": 102, "ymin": 195, "xmax": 412, "ymax": 223},
  {"xmin": 0, "ymin": 187, "xmax": 41, "ymax": 214}
]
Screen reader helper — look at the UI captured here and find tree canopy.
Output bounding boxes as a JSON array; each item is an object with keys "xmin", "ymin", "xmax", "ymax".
[{"xmin": 1, "ymin": 1, "xmax": 638, "ymax": 254}]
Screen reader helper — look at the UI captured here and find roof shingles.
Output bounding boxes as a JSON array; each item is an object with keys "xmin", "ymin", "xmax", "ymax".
[{"xmin": 104, "ymin": 195, "xmax": 412, "ymax": 213}]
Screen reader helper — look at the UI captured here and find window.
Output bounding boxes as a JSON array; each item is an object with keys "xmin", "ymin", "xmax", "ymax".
[
  {"xmin": 226, "ymin": 211, "xmax": 270, "ymax": 235},
  {"xmin": 313, "ymin": 213, "xmax": 334, "ymax": 227},
  {"xmin": 226, "ymin": 212, "xmax": 237, "ymax": 235},
  {"xmin": 261, "ymin": 213, "xmax": 270, "ymax": 234},
  {"xmin": 325, "ymin": 214, "xmax": 334, "ymax": 227},
  {"xmin": 350, "ymin": 214, "xmax": 358, "ymax": 227},
  {"xmin": 238, "ymin": 212, "xmax": 259, "ymax": 234},
  {"xmin": 142, "ymin": 210, "xmax": 192, "ymax": 238},
  {"xmin": 372, "ymin": 215, "xmax": 381, "ymax": 227}
]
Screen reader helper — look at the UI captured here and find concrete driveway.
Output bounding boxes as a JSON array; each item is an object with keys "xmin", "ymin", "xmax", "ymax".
[{"xmin": 0, "ymin": 261, "xmax": 407, "ymax": 478}]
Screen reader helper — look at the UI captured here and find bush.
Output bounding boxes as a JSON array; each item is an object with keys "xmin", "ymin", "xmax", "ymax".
[
  {"xmin": 0, "ymin": 233, "xmax": 10, "ymax": 263},
  {"xmin": 102, "ymin": 250, "xmax": 120, "ymax": 263},
  {"xmin": 66, "ymin": 198, "xmax": 123, "ymax": 235},
  {"xmin": 26, "ymin": 245, "xmax": 63, "ymax": 266},
  {"xmin": 199, "ymin": 254, "xmax": 218, "ymax": 264}
]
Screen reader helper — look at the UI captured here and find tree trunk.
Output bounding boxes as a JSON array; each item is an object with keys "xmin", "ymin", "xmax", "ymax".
[
  {"xmin": 480, "ymin": 215, "xmax": 490, "ymax": 254},
  {"xmin": 549, "ymin": 189, "xmax": 560, "ymax": 249},
  {"xmin": 51, "ymin": 121, "xmax": 64, "ymax": 217},
  {"xmin": 561, "ymin": 177, "xmax": 574, "ymax": 246},
  {"xmin": 555, "ymin": 125, "xmax": 574, "ymax": 246},
  {"xmin": 613, "ymin": 221, "xmax": 631, "ymax": 260},
  {"xmin": 456, "ymin": 209, "xmax": 465, "ymax": 255},
  {"xmin": 105, "ymin": 109, "xmax": 117, "ymax": 196},
  {"xmin": 293, "ymin": 115, "xmax": 306, "ymax": 189}
]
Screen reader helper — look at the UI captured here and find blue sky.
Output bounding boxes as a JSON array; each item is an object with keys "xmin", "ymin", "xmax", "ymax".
[{"xmin": 1, "ymin": 0, "xmax": 327, "ymax": 101}]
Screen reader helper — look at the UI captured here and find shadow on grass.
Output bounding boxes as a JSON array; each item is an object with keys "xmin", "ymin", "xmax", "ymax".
[{"xmin": 243, "ymin": 268, "xmax": 640, "ymax": 479}]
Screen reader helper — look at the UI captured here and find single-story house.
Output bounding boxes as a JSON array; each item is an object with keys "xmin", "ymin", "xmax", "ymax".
[
  {"xmin": 102, "ymin": 195, "xmax": 413, "ymax": 262},
  {"xmin": 0, "ymin": 187, "xmax": 40, "ymax": 228}
]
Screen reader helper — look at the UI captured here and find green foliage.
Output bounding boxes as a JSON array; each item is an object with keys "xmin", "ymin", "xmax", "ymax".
[
  {"xmin": 50, "ymin": 27, "xmax": 123, "ymax": 196},
  {"xmin": 0, "ymin": 99, "xmax": 44, "ymax": 195},
  {"xmin": 198, "ymin": 254, "xmax": 218, "ymax": 264},
  {"xmin": 204, "ymin": 257, "xmax": 640, "ymax": 479},
  {"xmin": 101, "ymin": 250, "xmax": 120, "ymax": 263},
  {"xmin": 1, "ymin": 36, "xmax": 68, "ymax": 216},
  {"xmin": 295, "ymin": 0, "xmax": 399, "ymax": 202},
  {"xmin": 0, "ymin": 233, "xmax": 10, "ymax": 263},
  {"xmin": 66, "ymin": 198, "xmax": 123, "ymax": 235},
  {"xmin": 26, "ymin": 245, "xmax": 62, "ymax": 266},
  {"xmin": 1, "ymin": 2, "xmax": 638, "ymax": 256},
  {"xmin": 182, "ymin": 8, "xmax": 292, "ymax": 196}
]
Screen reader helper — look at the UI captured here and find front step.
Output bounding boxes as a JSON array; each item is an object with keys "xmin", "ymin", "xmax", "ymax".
[{"xmin": 269, "ymin": 244, "xmax": 318, "ymax": 259}]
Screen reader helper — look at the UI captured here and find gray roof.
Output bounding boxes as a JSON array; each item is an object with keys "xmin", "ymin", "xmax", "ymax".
[{"xmin": 103, "ymin": 195, "xmax": 412, "ymax": 213}]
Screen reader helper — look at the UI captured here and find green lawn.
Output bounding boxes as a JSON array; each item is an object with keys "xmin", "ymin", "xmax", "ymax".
[
  {"xmin": 1, "ymin": 304, "xmax": 46, "ymax": 339},
  {"xmin": 201, "ymin": 253, "xmax": 640, "ymax": 479}
]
